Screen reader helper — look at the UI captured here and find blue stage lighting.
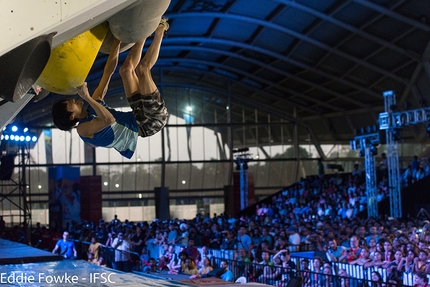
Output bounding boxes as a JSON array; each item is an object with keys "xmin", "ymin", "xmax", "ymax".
[
  {"xmin": 10, "ymin": 135, "xmax": 15, "ymax": 140},
  {"xmin": 11, "ymin": 126, "xmax": 18, "ymax": 132},
  {"xmin": 32, "ymin": 136, "xmax": 37, "ymax": 142},
  {"xmin": 25, "ymin": 136, "xmax": 31, "ymax": 142},
  {"xmin": 23, "ymin": 128, "xmax": 28, "ymax": 133},
  {"xmin": 5, "ymin": 135, "xmax": 9, "ymax": 140}
]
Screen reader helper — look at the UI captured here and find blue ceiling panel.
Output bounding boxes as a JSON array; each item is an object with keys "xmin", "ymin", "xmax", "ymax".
[
  {"xmin": 274, "ymin": 6, "xmax": 318, "ymax": 33},
  {"xmin": 170, "ymin": 16, "xmax": 214, "ymax": 36},
  {"xmin": 212, "ymin": 18, "xmax": 259, "ymax": 42},
  {"xmin": 229, "ymin": 0, "xmax": 280, "ymax": 19}
]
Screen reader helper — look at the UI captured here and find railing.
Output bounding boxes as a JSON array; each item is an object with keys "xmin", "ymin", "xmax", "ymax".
[
  {"xmin": 76, "ymin": 240, "xmax": 141, "ymax": 271},
  {"xmin": 76, "ymin": 241, "xmax": 418, "ymax": 286},
  {"xmin": 210, "ymin": 257, "xmax": 410, "ymax": 287}
]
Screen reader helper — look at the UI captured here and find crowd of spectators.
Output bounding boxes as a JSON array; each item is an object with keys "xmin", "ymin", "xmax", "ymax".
[{"xmin": 2, "ymin": 155, "xmax": 430, "ymax": 286}]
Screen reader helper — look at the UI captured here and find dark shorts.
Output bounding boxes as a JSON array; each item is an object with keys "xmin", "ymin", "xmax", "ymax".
[{"xmin": 127, "ymin": 90, "xmax": 168, "ymax": 137}]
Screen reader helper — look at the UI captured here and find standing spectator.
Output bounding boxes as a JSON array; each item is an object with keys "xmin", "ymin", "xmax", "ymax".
[
  {"xmin": 177, "ymin": 223, "xmax": 189, "ymax": 246},
  {"xmin": 167, "ymin": 223, "xmax": 178, "ymax": 245},
  {"xmin": 366, "ymin": 226, "xmax": 380, "ymax": 246},
  {"xmin": 261, "ymin": 227, "xmax": 274, "ymax": 249},
  {"xmin": 105, "ymin": 232, "xmax": 115, "ymax": 247},
  {"xmin": 130, "ymin": 226, "xmax": 145, "ymax": 255},
  {"xmin": 287, "ymin": 226, "xmax": 301, "ymax": 250},
  {"xmin": 112, "ymin": 232, "xmax": 131, "ymax": 272},
  {"xmin": 52, "ymin": 231, "xmax": 77, "ymax": 260},
  {"xmin": 411, "ymin": 155, "xmax": 420, "ymax": 171},
  {"xmin": 237, "ymin": 225, "xmax": 253, "ymax": 256},
  {"xmin": 221, "ymin": 230, "xmax": 236, "ymax": 250},
  {"xmin": 183, "ymin": 238, "xmax": 199, "ymax": 262},
  {"xmin": 318, "ymin": 158, "xmax": 325, "ymax": 178}
]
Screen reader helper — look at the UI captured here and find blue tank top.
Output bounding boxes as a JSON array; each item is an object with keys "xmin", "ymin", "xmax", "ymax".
[{"xmin": 78, "ymin": 100, "xmax": 138, "ymax": 159}]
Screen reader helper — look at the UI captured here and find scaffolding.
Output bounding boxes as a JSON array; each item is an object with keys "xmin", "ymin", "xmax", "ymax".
[
  {"xmin": 350, "ymin": 131, "xmax": 380, "ymax": 218},
  {"xmin": 0, "ymin": 144, "xmax": 31, "ymax": 230}
]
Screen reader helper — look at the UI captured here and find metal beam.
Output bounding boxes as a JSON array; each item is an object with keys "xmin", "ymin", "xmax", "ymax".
[
  {"xmin": 161, "ymin": 37, "xmax": 382, "ymax": 99},
  {"xmin": 273, "ymin": 0, "xmax": 421, "ymax": 61},
  {"xmin": 167, "ymin": 11, "xmax": 408, "ymax": 85},
  {"xmin": 353, "ymin": 0, "xmax": 430, "ymax": 32}
]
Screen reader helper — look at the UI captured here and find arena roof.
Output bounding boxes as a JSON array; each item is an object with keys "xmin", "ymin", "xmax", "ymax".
[{"xmin": 13, "ymin": 0, "xmax": 430, "ymax": 149}]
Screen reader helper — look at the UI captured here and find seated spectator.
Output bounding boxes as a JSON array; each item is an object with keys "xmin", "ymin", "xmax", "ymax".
[
  {"xmin": 337, "ymin": 269, "xmax": 351, "ymax": 287},
  {"xmin": 398, "ymin": 250, "xmax": 416, "ymax": 273},
  {"xmin": 143, "ymin": 258, "xmax": 158, "ymax": 273},
  {"xmin": 255, "ymin": 251, "xmax": 274, "ymax": 283},
  {"xmin": 164, "ymin": 244, "xmax": 175, "ymax": 263},
  {"xmin": 219, "ymin": 260, "xmax": 234, "ymax": 282},
  {"xmin": 369, "ymin": 271, "xmax": 383, "ymax": 287},
  {"xmin": 382, "ymin": 249, "xmax": 395, "ymax": 268},
  {"xmin": 364, "ymin": 251, "xmax": 384, "ymax": 268},
  {"xmin": 140, "ymin": 246, "xmax": 150, "ymax": 270},
  {"xmin": 87, "ymin": 237, "xmax": 103, "ymax": 266},
  {"xmin": 234, "ymin": 248, "xmax": 252, "ymax": 277},
  {"xmin": 271, "ymin": 249, "xmax": 296, "ymax": 284},
  {"xmin": 157, "ymin": 255, "xmax": 169, "ymax": 271},
  {"xmin": 183, "ymin": 257, "xmax": 198, "ymax": 275},
  {"xmin": 414, "ymin": 271, "xmax": 430, "ymax": 287},
  {"xmin": 368, "ymin": 238, "xmax": 377, "ymax": 259},
  {"xmin": 349, "ymin": 247, "xmax": 371, "ymax": 266},
  {"xmin": 326, "ymin": 237, "xmax": 347, "ymax": 263},
  {"xmin": 322, "ymin": 265, "xmax": 336, "ymax": 287},
  {"xmin": 386, "ymin": 250, "xmax": 403, "ymax": 285},
  {"xmin": 339, "ymin": 235, "xmax": 361, "ymax": 263},
  {"xmin": 168, "ymin": 251, "xmax": 187, "ymax": 274},
  {"xmin": 413, "ymin": 249, "xmax": 430, "ymax": 273}
]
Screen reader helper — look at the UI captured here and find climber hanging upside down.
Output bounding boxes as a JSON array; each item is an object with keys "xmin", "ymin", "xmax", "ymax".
[{"xmin": 52, "ymin": 18, "xmax": 169, "ymax": 159}]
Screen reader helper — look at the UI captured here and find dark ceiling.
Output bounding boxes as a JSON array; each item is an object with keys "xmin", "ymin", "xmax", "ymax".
[{"xmin": 15, "ymin": 0, "xmax": 430, "ymax": 147}]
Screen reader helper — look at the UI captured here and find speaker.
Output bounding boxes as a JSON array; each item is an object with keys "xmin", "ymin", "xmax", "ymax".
[
  {"xmin": 286, "ymin": 277, "xmax": 303, "ymax": 287},
  {"xmin": 0, "ymin": 155, "xmax": 16, "ymax": 180},
  {"xmin": 154, "ymin": 187, "xmax": 170, "ymax": 220}
]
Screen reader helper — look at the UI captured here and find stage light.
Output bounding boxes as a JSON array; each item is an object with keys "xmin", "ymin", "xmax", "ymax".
[
  {"xmin": 23, "ymin": 128, "xmax": 28, "ymax": 133},
  {"xmin": 32, "ymin": 136, "xmax": 37, "ymax": 142},
  {"xmin": 1, "ymin": 135, "xmax": 3, "ymax": 140},
  {"xmin": 4, "ymin": 135, "xmax": 9, "ymax": 140},
  {"xmin": 19, "ymin": 136, "xmax": 24, "ymax": 141},
  {"xmin": 11, "ymin": 126, "xmax": 18, "ymax": 132},
  {"xmin": 25, "ymin": 136, "xmax": 31, "ymax": 142},
  {"xmin": 10, "ymin": 135, "xmax": 15, "ymax": 140}
]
